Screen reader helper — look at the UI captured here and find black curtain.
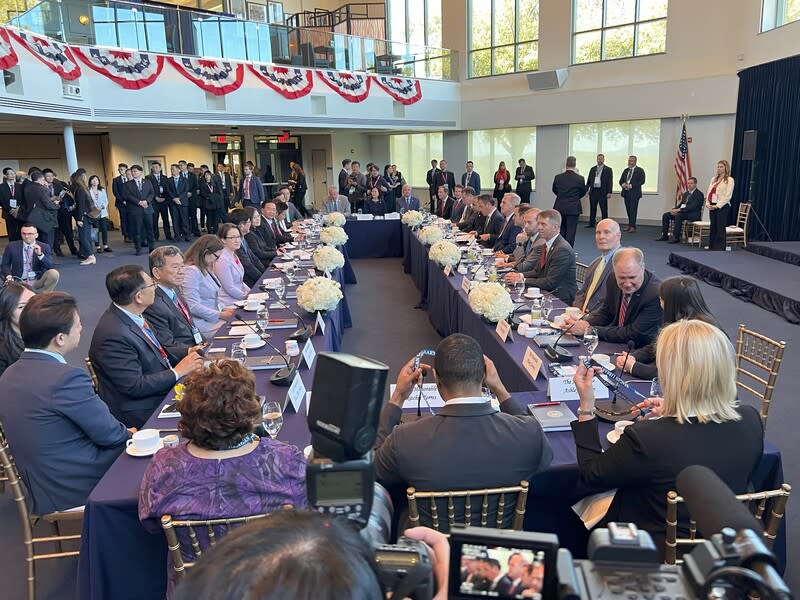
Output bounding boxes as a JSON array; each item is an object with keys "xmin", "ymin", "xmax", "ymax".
[{"xmin": 730, "ymin": 54, "xmax": 800, "ymax": 241}]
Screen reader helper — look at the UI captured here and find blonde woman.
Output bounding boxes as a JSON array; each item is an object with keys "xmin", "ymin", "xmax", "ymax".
[
  {"xmin": 706, "ymin": 160, "xmax": 734, "ymax": 251},
  {"xmin": 571, "ymin": 319, "xmax": 762, "ymax": 555}
]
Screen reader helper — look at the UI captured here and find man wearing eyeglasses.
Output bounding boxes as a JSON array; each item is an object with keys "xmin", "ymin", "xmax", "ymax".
[{"xmin": 1, "ymin": 223, "xmax": 60, "ymax": 291}]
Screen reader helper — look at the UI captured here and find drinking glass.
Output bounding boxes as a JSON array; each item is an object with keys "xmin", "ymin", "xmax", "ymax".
[
  {"xmin": 262, "ymin": 400, "xmax": 284, "ymax": 440},
  {"xmin": 286, "ymin": 264, "xmax": 296, "ymax": 284},
  {"xmin": 230, "ymin": 341, "xmax": 247, "ymax": 364},
  {"xmin": 256, "ymin": 306, "xmax": 270, "ymax": 337},
  {"xmin": 583, "ymin": 327, "xmax": 599, "ymax": 356},
  {"xmin": 650, "ymin": 377, "xmax": 663, "ymax": 398},
  {"xmin": 275, "ymin": 280, "xmax": 286, "ymax": 301},
  {"xmin": 530, "ymin": 297, "xmax": 542, "ymax": 322},
  {"xmin": 514, "ymin": 278, "xmax": 525, "ymax": 301},
  {"xmin": 541, "ymin": 296, "xmax": 553, "ymax": 322}
]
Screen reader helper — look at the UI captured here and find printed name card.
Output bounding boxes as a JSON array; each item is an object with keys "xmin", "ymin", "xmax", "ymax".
[
  {"xmin": 285, "ymin": 373, "xmax": 307, "ymax": 413},
  {"xmin": 301, "ymin": 338, "xmax": 316, "ymax": 369},
  {"xmin": 315, "ymin": 310, "xmax": 326, "ymax": 335},
  {"xmin": 443, "ymin": 264, "xmax": 452, "ymax": 276},
  {"xmin": 495, "ymin": 318, "xmax": 511, "ymax": 343},
  {"xmin": 548, "ymin": 377, "xmax": 609, "ymax": 401},
  {"xmin": 522, "ymin": 347, "xmax": 543, "ymax": 381},
  {"xmin": 461, "ymin": 276, "xmax": 472, "ymax": 295},
  {"xmin": 392, "ymin": 383, "xmax": 446, "ymax": 410},
  {"xmin": 356, "ymin": 213, "xmax": 374, "ymax": 221}
]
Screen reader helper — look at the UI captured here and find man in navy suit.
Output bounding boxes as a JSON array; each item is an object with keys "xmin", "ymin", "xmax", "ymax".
[
  {"xmin": 657, "ymin": 177, "xmax": 705, "ymax": 243},
  {"xmin": 449, "ymin": 185, "xmax": 468, "ymax": 223},
  {"xmin": 0, "ymin": 166, "xmax": 23, "ymax": 241},
  {"xmin": 1, "ymin": 223, "xmax": 59, "ymax": 291},
  {"xmin": 584, "ymin": 154, "xmax": 614, "ymax": 228},
  {"xmin": 89, "ymin": 265, "xmax": 205, "ymax": 427},
  {"xmin": 166, "ymin": 163, "xmax": 192, "ymax": 242},
  {"xmin": 112, "ymin": 163, "xmax": 130, "ymax": 243},
  {"xmin": 552, "ymin": 156, "xmax": 586, "ymax": 248},
  {"xmin": 514, "ymin": 158, "xmax": 535, "ymax": 203},
  {"xmin": 213, "ymin": 163, "xmax": 234, "ymax": 211},
  {"xmin": 434, "ymin": 159, "xmax": 456, "ymax": 198},
  {"xmin": 396, "ymin": 184, "xmax": 420, "ymax": 212},
  {"xmin": 0, "ymin": 292, "xmax": 130, "ymax": 514},
  {"xmin": 179, "ymin": 160, "xmax": 201, "ymax": 236},
  {"xmin": 432, "ymin": 185, "xmax": 454, "ymax": 220},
  {"xmin": 487, "ymin": 192, "xmax": 522, "ymax": 252},
  {"xmin": 461, "ymin": 161, "xmax": 481, "ymax": 195},
  {"xmin": 475, "ymin": 195, "xmax": 505, "ymax": 248},
  {"xmin": 123, "ymin": 165, "xmax": 156, "ymax": 256},
  {"xmin": 238, "ymin": 163, "xmax": 265, "ymax": 208},
  {"xmin": 573, "ymin": 219, "xmax": 622, "ymax": 314},
  {"xmin": 619, "ymin": 155, "xmax": 646, "ymax": 233}
]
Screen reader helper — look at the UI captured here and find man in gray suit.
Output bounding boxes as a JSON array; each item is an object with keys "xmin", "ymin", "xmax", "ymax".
[
  {"xmin": 499, "ymin": 207, "xmax": 544, "ymax": 272},
  {"xmin": 505, "ymin": 209, "xmax": 578, "ymax": 304},
  {"xmin": 374, "ymin": 334, "xmax": 552, "ymax": 530},
  {"xmin": 573, "ymin": 219, "xmax": 622, "ymax": 314},
  {"xmin": 396, "ymin": 184, "xmax": 421, "ymax": 213},
  {"xmin": 321, "ymin": 185, "xmax": 351, "ymax": 215}
]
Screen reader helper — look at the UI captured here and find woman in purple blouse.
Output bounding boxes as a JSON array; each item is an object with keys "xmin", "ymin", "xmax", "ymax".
[{"xmin": 138, "ymin": 360, "xmax": 306, "ymax": 594}]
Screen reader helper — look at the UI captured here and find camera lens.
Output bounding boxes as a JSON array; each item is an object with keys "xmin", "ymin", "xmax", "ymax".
[{"xmin": 360, "ymin": 483, "xmax": 393, "ymax": 547}]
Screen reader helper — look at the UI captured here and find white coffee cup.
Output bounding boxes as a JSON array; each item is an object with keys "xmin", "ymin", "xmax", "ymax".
[
  {"xmin": 243, "ymin": 333, "xmax": 261, "ymax": 347},
  {"xmin": 525, "ymin": 327, "xmax": 537, "ymax": 339},
  {"xmin": 518, "ymin": 323, "xmax": 529, "ymax": 335},
  {"xmin": 127, "ymin": 429, "xmax": 160, "ymax": 452},
  {"xmin": 527, "ymin": 287, "xmax": 540, "ymax": 297},
  {"xmin": 565, "ymin": 306, "xmax": 582, "ymax": 319},
  {"xmin": 285, "ymin": 340, "xmax": 300, "ymax": 357},
  {"xmin": 245, "ymin": 299, "xmax": 262, "ymax": 311},
  {"xmin": 615, "ymin": 420, "xmax": 635, "ymax": 436}
]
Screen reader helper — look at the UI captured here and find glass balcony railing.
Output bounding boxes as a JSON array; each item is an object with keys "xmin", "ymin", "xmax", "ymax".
[{"xmin": 7, "ymin": 0, "xmax": 458, "ymax": 81}]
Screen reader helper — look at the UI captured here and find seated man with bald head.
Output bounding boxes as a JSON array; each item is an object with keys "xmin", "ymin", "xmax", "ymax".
[
  {"xmin": 563, "ymin": 247, "xmax": 663, "ymax": 348},
  {"xmin": 572, "ymin": 219, "xmax": 622, "ymax": 314}
]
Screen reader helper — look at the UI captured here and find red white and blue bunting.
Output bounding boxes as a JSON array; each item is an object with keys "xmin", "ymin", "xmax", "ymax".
[
  {"xmin": 248, "ymin": 64, "xmax": 313, "ymax": 99},
  {"xmin": 72, "ymin": 47, "xmax": 164, "ymax": 90},
  {"xmin": 6, "ymin": 28, "xmax": 80, "ymax": 80},
  {"xmin": 167, "ymin": 56, "xmax": 244, "ymax": 95},
  {"xmin": 0, "ymin": 27, "xmax": 19, "ymax": 70},
  {"xmin": 316, "ymin": 70, "xmax": 371, "ymax": 103},
  {"xmin": 372, "ymin": 75, "xmax": 422, "ymax": 105}
]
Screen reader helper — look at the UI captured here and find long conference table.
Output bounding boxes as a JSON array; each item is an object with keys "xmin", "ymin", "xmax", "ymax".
[{"xmin": 76, "ymin": 222, "xmax": 785, "ymax": 599}]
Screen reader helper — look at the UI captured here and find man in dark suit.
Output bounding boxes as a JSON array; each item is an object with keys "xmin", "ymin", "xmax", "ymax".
[
  {"xmin": 657, "ymin": 177, "xmax": 704, "ymax": 243},
  {"xmin": 338, "ymin": 159, "xmax": 351, "ymax": 196},
  {"xmin": 0, "ymin": 166, "xmax": 23, "ymax": 241},
  {"xmin": 374, "ymin": 334, "xmax": 552, "ymax": 529},
  {"xmin": 89, "ymin": 265, "xmax": 204, "ymax": 428},
  {"xmin": 425, "ymin": 159, "xmax": 439, "ymax": 208},
  {"xmin": 1, "ymin": 223, "xmax": 60, "ymax": 291},
  {"xmin": 432, "ymin": 185, "xmax": 453, "ymax": 220},
  {"xmin": 449, "ymin": 185, "xmax": 467, "ymax": 223},
  {"xmin": 245, "ymin": 209, "xmax": 278, "ymax": 263},
  {"xmin": 488, "ymin": 192, "xmax": 522, "ymax": 252},
  {"xmin": 434, "ymin": 159, "xmax": 456, "ymax": 198},
  {"xmin": 229, "ymin": 208, "xmax": 266, "ymax": 287},
  {"xmin": 475, "ymin": 194, "xmax": 505, "ymax": 247},
  {"xmin": 457, "ymin": 187, "xmax": 481, "ymax": 232},
  {"xmin": 497, "ymin": 206, "xmax": 543, "ymax": 272},
  {"xmin": 44, "ymin": 169, "xmax": 77, "ymax": 257},
  {"xmin": 503, "ymin": 553, "xmax": 528, "ymax": 597},
  {"xmin": 123, "ymin": 165, "xmax": 156, "ymax": 256},
  {"xmin": 619, "ymin": 155, "xmax": 646, "ymax": 233},
  {"xmin": 505, "ymin": 209, "xmax": 577, "ymax": 304},
  {"xmin": 238, "ymin": 162, "xmax": 264, "ymax": 209},
  {"xmin": 178, "ymin": 160, "xmax": 201, "ymax": 235},
  {"xmin": 396, "ymin": 184, "xmax": 421, "ymax": 213},
  {"xmin": 584, "ymin": 153, "xmax": 614, "ymax": 228},
  {"xmin": 514, "ymin": 158, "xmax": 535, "ymax": 203},
  {"xmin": 573, "ymin": 219, "xmax": 622, "ymax": 314},
  {"xmin": 0, "ymin": 292, "xmax": 130, "ymax": 514},
  {"xmin": 25, "ymin": 171, "xmax": 59, "ymax": 246},
  {"xmin": 564, "ymin": 247, "xmax": 663, "ymax": 348},
  {"xmin": 144, "ymin": 246, "xmax": 204, "ymax": 361},
  {"xmin": 254, "ymin": 200, "xmax": 283, "ymax": 252},
  {"xmin": 165, "ymin": 163, "xmax": 191, "ymax": 242},
  {"xmin": 552, "ymin": 156, "xmax": 586, "ymax": 248},
  {"xmin": 213, "ymin": 163, "xmax": 234, "ymax": 212},
  {"xmin": 112, "ymin": 163, "xmax": 130, "ymax": 242},
  {"xmin": 461, "ymin": 160, "xmax": 481, "ymax": 195},
  {"xmin": 147, "ymin": 161, "xmax": 172, "ymax": 241}
]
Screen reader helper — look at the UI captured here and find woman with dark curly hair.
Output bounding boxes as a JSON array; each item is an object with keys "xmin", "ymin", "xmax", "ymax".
[
  {"xmin": 0, "ymin": 280, "xmax": 35, "ymax": 376},
  {"xmin": 138, "ymin": 359, "xmax": 306, "ymax": 595}
]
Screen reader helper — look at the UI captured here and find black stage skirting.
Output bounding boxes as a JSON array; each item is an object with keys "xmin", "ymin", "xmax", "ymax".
[
  {"xmin": 668, "ymin": 250, "xmax": 800, "ymax": 324},
  {"xmin": 746, "ymin": 242, "xmax": 800, "ymax": 267},
  {"xmin": 344, "ymin": 219, "xmax": 403, "ymax": 259}
]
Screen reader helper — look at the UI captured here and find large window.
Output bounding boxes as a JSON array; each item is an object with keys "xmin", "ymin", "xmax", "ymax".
[
  {"xmin": 389, "ymin": 133, "xmax": 444, "ymax": 188},
  {"xmin": 387, "ymin": 0, "xmax": 442, "ymax": 49},
  {"xmin": 468, "ymin": 0, "xmax": 539, "ymax": 78},
  {"xmin": 569, "ymin": 120, "xmax": 660, "ymax": 193},
  {"xmin": 761, "ymin": 0, "xmax": 800, "ymax": 30},
  {"xmin": 467, "ymin": 127, "xmax": 537, "ymax": 188},
  {"xmin": 572, "ymin": 0, "xmax": 667, "ymax": 64}
]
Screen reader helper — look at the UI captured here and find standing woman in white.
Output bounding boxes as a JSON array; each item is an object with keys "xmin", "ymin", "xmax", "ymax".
[{"xmin": 706, "ymin": 160, "xmax": 734, "ymax": 251}]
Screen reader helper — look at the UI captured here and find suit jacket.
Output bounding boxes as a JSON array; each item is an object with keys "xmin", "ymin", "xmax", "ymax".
[
  {"xmin": 477, "ymin": 209, "xmax": 505, "ymax": 246},
  {"xmin": 490, "ymin": 214, "xmax": 521, "ymax": 252},
  {"xmin": 213, "ymin": 249, "xmax": 250, "ymax": 305},
  {"xmin": 521, "ymin": 235, "xmax": 578, "ymax": 304},
  {"xmin": 199, "ymin": 180, "xmax": 225, "ymax": 212},
  {"xmin": 675, "ymin": 188, "xmax": 704, "ymax": 221},
  {"xmin": 112, "ymin": 175, "xmax": 127, "ymax": 207},
  {"xmin": 253, "ymin": 221, "xmax": 280, "ymax": 253},
  {"xmin": 449, "ymin": 198, "xmax": 467, "ymax": 223},
  {"xmin": 434, "ymin": 170, "xmax": 456, "ymax": 197},
  {"xmin": 514, "ymin": 165, "xmax": 535, "ymax": 196},
  {"xmin": 147, "ymin": 173, "xmax": 167, "ymax": 201},
  {"xmin": 364, "ymin": 198, "xmax": 387, "ymax": 217},
  {"xmin": 396, "ymin": 195, "xmax": 421, "ymax": 212},
  {"xmin": 426, "ymin": 167, "xmax": 440, "ymax": 199},
  {"xmin": 1, "ymin": 240, "xmax": 54, "ymax": 280},
  {"xmin": 0, "ymin": 180, "xmax": 21, "ymax": 219},
  {"xmin": 238, "ymin": 174, "xmax": 265, "ymax": 207},
  {"xmin": 458, "ymin": 206, "xmax": 481, "ymax": 232},
  {"xmin": 512, "ymin": 233, "xmax": 545, "ymax": 272},
  {"xmin": 374, "ymin": 398, "xmax": 553, "ymax": 530},
  {"xmin": 572, "ymin": 248, "xmax": 619, "ymax": 314},
  {"xmin": 183, "ymin": 172, "xmax": 199, "ymax": 198},
  {"xmin": 25, "ymin": 183, "xmax": 59, "ymax": 231},
  {"xmin": 585, "ymin": 164, "xmax": 614, "ymax": 197},
  {"xmin": 338, "ymin": 169, "xmax": 349, "ymax": 196},
  {"xmin": 246, "ymin": 229, "xmax": 277, "ymax": 263},
  {"xmin": 0, "ymin": 352, "xmax": 129, "ymax": 514},
  {"xmin": 572, "ymin": 405, "xmax": 763, "ymax": 555},
  {"xmin": 261, "ymin": 218, "xmax": 292, "ymax": 246},
  {"xmin": 89, "ymin": 305, "xmax": 180, "ymax": 428},
  {"xmin": 165, "ymin": 175, "xmax": 191, "ymax": 204},
  {"xmin": 237, "ymin": 239, "xmax": 266, "ymax": 287},
  {"xmin": 321, "ymin": 196, "xmax": 351, "ymax": 215},
  {"xmin": 552, "ymin": 170, "xmax": 586, "ymax": 216},
  {"xmin": 123, "ymin": 178, "xmax": 156, "ymax": 215},
  {"xmin": 586, "ymin": 269, "xmax": 663, "ymax": 348},
  {"xmin": 213, "ymin": 172, "xmax": 234, "ymax": 205},
  {"xmin": 461, "ymin": 171, "xmax": 481, "ymax": 194},
  {"xmin": 144, "ymin": 286, "xmax": 200, "ymax": 360},
  {"xmin": 619, "ymin": 166, "xmax": 646, "ymax": 200}
]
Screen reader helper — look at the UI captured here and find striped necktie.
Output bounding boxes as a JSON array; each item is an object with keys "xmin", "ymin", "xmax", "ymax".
[{"xmin": 618, "ymin": 293, "xmax": 631, "ymax": 326}]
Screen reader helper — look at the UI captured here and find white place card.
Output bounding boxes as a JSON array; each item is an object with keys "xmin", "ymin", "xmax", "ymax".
[
  {"xmin": 548, "ymin": 377, "xmax": 609, "ymax": 401},
  {"xmin": 315, "ymin": 311, "xmax": 326, "ymax": 335},
  {"xmin": 443, "ymin": 264, "xmax": 452, "ymax": 276},
  {"xmin": 356, "ymin": 213, "xmax": 374, "ymax": 221},
  {"xmin": 461, "ymin": 276, "xmax": 472, "ymax": 294},
  {"xmin": 301, "ymin": 338, "xmax": 316, "ymax": 369},
  {"xmin": 392, "ymin": 383, "xmax": 446, "ymax": 410},
  {"xmin": 247, "ymin": 292, "xmax": 270, "ymax": 301},
  {"xmin": 286, "ymin": 374, "xmax": 306, "ymax": 413},
  {"xmin": 495, "ymin": 318, "xmax": 511, "ymax": 342},
  {"xmin": 384, "ymin": 212, "xmax": 401, "ymax": 220},
  {"xmin": 522, "ymin": 347, "xmax": 543, "ymax": 381},
  {"xmin": 307, "ymin": 268, "xmax": 316, "ymax": 277}
]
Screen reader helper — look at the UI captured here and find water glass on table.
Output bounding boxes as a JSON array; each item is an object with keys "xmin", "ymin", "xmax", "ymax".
[
  {"xmin": 275, "ymin": 280, "xmax": 286, "ymax": 301},
  {"xmin": 256, "ymin": 306, "xmax": 270, "ymax": 337},
  {"xmin": 583, "ymin": 326, "xmax": 599, "ymax": 357},
  {"xmin": 262, "ymin": 400, "xmax": 284, "ymax": 440},
  {"xmin": 230, "ymin": 341, "xmax": 247, "ymax": 364},
  {"xmin": 650, "ymin": 377, "xmax": 662, "ymax": 398}
]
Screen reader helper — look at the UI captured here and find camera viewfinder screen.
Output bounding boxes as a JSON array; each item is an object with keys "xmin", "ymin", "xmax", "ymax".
[
  {"xmin": 458, "ymin": 543, "xmax": 546, "ymax": 599},
  {"xmin": 316, "ymin": 470, "xmax": 363, "ymax": 504}
]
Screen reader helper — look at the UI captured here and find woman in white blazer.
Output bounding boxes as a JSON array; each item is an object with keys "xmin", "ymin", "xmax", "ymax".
[
  {"xmin": 706, "ymin": 160, "xmax": 734, "ymax": 251},
  {"xmin": 213, "ymin": 223, "xmax": 250, "ymax": 306},
  {"xmin": 182, "ymin": 235, "xmax": 236, "ymax": 337}
]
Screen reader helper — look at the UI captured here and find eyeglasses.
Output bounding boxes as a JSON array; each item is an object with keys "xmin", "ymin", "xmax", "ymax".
[
  {"xmin": 225, "ymin": 235, "xmax": 242, "ymax": 240},
  {"xmin": 137, "ymin": 281, "xmax": 157, "ymax": 293}
]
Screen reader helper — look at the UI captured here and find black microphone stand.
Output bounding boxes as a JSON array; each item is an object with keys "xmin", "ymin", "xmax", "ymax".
[
  {"xmin": 234, "ymin": 312, "xmax": 297, "ymax": 386},
  {"xmin": 262, "ymin": 288, "xmax": 313, "ymax": 342}
]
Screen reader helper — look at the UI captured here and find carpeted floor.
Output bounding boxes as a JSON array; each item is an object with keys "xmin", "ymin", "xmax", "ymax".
[{"xmin": 0, "ymin": 225, "xmax": 796, "ymax": 598}]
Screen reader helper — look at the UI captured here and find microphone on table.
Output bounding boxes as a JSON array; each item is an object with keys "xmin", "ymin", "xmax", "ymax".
[
  {"xmin": 544, "ymin": 313, "xmax": 588, "ymax": 363},
  {"xmin": 234, "ymin": 312, "xmax": 297, "ymax": 387},
  {"xmin": 264, "ymin": 289, "xmax": 313, "ymax": 343},
  {"xmin": 594, "ymin": 340, "xmax": 640, "ymax": 422}
]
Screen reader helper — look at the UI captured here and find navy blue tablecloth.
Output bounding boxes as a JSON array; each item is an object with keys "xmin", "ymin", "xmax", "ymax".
[
  {"xmin": 344, "ymin": 219, "xmax": 403, "ymax": 258},
  {"xmin": 340, "ymin": 243, "xmax": 358, "ymax": 285}
]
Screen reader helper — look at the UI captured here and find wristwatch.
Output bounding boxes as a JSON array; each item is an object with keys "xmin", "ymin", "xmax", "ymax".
[{"xmin": 576, "ymin": 408, "xmax": 596, "ymax": 417}]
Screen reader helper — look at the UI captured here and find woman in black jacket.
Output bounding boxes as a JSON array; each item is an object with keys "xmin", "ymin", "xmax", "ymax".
[
  {"xmin": 0, "ymin": 280, "xmax": 35, "ymax": 377},
  {"xmin": 199, "ymin": 171, "xmax": 225, "ymax": 234},
  {"xmin": 288, "ymin": 162, "xmax": 307, "ymax": 217},
  {"xmin": 70, "ymin": 169, "xmax": 96, "ymax": 265}
]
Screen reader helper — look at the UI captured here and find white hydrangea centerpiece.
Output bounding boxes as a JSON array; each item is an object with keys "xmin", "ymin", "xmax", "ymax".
[
  {"xmin": 428, "ymin": 240, "xmax": 461, "ymax": 267},
  {"xmin": 295, "ymin": 276, "xmax": 343, "ymax": 313},
  {"xmin": 401, "ymin": 210, "xmax": 424, "ymax": 227},
  {"xmin": 418, "ymin": 225, "xmax": 444, "ymax": 246},
  {"xmin": 468, "ymin": 282, "xmax": 514, "ymax": 323},
  {"xmin": 324, "ymin": 212, "xmax": 346, "ymax": 227},
  {"xmin": 313, "ymin": 245, "xmax": 345, "ymax": 274},
  {"xmin": 319, "ymin": 226, "xmax": 349, "ymax": 246}
]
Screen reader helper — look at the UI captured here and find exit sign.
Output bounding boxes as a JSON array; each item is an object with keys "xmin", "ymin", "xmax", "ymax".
[{"xmin": 687, "ymin": 137, "xmax": 692, "ymax": 143}]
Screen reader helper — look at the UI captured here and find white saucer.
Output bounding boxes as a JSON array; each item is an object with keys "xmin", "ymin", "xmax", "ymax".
[
  {"xmin": 606, "ymin": 430, "xmax": 621, "ymax": 444},
  {"xmin": 243, "ymin": 339, "xmax": 267, "ymax": 350},
  {"xmin": 241, "ymin": 305, "xmax": 264, "ymax": 312},
  {"xmin": 126, "ymin": 439, "xmax": 164, "ymax": 457},
  {"xmin": 481, "ymin": 249, "xmax": 494, "ymax": 256},
  {"xmin": 473, "ymin": 275, "xmax": 488, "ymax": 282},
  {"xmin": 234, "ymin": 300, "xmax": 247, "ymax": 307},
  {"xmin": 524, "ymin": 292, "xmax": 543, "ymax": 299}
]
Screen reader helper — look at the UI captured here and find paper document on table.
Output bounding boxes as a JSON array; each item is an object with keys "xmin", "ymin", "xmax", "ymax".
[
  {"xmin": 392, "ymin": 382, "xmax": 446, "ymax": 410},
  {"xmin": 384, "ymin": 212, "xmax": 401, "ymax": 220},
  {"xmin": 572, "ymin": 489, "xmax": 617, "ymax": 529},
  {"xmin": 247, "ymin": 293, "xmax": 270, "ymax": 301},
  {"xmin": 228, "ymin": 326, "xmax": 251, "ymax": 336}
]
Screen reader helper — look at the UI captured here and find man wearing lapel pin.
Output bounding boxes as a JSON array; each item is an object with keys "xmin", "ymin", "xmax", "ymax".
[
  {"xmin": 461, "ymin": 160, "xmax": 481, "ymax": 195},
  {"xmin": 573, "ymin": 219, "xmax": 622, "ymax": 314},
  {"xmin": 656, "ymin": 177, "xmax": 704, "ymax": 243},
  {"xmin": 619, "ymin": 155, "xmax": 646, "ymax": 233},
  {"xmin": 496, "ymin": 206, "xmax": 543, "ymax": 272},
  {"xmin": 90, "ymin": 265, "xmax": 205, "ymax": 428}
]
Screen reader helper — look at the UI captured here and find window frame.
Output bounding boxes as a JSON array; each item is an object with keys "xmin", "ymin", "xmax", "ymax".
[
  {"xmin": 387, "ymin": 0, "xmax": 441, "ymax": 49},
  {"xmin": 760, "ymin": 0, "xmax": 800, "ymax": 31},
  {"xmin": 467, "ymin": 126, "xmax": 538, "ymax": 191},
  {"xmin": 467, "ymin": 0, "xmax": 540, "ymax": 79},
  {"xmin": 388, "ymin": 132, "xmax": 444, "ymax": 188}
]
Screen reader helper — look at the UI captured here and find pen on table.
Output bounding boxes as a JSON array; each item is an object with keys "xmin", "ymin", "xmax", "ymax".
[{"xmin": 531, "ymin": 402, "xmax": 560, "ymax": 407}]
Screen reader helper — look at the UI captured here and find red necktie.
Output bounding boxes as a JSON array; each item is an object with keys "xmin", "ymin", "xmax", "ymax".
[
  {"xmin": 538, "ymin": 244, "xmax": 547, "ymax": 268},
  {"xmin": 618, "ymin": 294, "xmax": 631, "ymax": 326},
  {"xmin": 173, "ymin": 294, "xmax": 192, "ymax": 325},
  {"xmin": 272, "ymin": 221, "xmax": 279, "ymax": 237},
  {"xmin": 141, "ymin": 321, "xmax": 169, "ymax": 364}
]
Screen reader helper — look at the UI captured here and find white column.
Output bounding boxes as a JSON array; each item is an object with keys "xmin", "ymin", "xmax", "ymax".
[{"xmin": 63, "ymin": 122, "xmax": 78, "ymax": 174}]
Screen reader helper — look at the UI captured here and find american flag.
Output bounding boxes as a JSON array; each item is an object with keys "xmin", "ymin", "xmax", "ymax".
[{"xmin": 673, "ymin": 120, "xmax": 692, "ymax": 200}]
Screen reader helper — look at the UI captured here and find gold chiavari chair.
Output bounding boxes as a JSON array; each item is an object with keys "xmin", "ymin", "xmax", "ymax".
[
  {"xmin": 664, "ymin": 484, "xmax": 791, "ymax": 565},
  {"xmin": 735, "ymin": 324, "xmax": 786, "ymax": 431},
  {"xmin": 406, "ymin": 481, "xmax": 529, "ymax": 533},
  {"xmin": 726, "ymin": 202, "xmax": 752, "ymax": 247},
  {"xmin": 575, "ymin": 262, "xmax": 588, "ymax": 286},
  {"xmin": 160, "ymin": 513, "xmax": 271, "ymax": 581},
  {"xmin": 0, "ymin": 427, "xmax": 83, "ymax": 600},
  {"xmin": 84, "ymin": 357, "xmax": 99, "ymax": 393},
  {"xmin": 688, "ymin": 206, "xmax": 710, "ymax": 247}
]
